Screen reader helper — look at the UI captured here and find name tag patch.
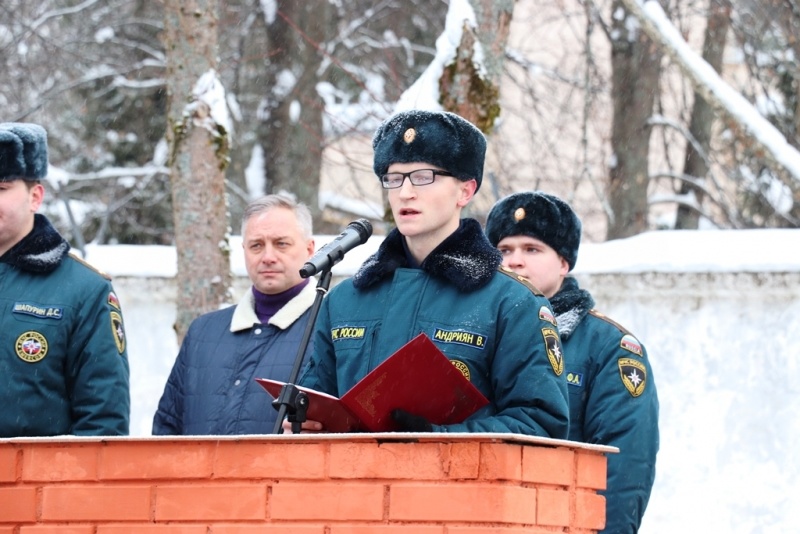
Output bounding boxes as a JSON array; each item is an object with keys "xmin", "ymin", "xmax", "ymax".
[
  {"xmin": 567, "ymin": 371, "xmax": 583, "ymax": 387},
  {"xmin": 433, "ymin": 328, "xmax": 486, "ymax": 349},
  {"xmin": 331, "ymin": 326, "xmax": 366, "ymax": 341},
  {"xmin": 13, "ymin": 302, "xmax": 63, "ymax": 320}
]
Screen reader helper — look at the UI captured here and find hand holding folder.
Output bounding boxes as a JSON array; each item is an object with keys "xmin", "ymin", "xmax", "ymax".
[{"xmin": 257, "ymin": 333, "xmax": 489, "ymax": 432}]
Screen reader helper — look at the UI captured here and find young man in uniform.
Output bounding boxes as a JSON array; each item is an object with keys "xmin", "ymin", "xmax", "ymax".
[
  {"xmin": 291, "ymin": 110, "xmax": 569, "ymax": 436},
  {"xmin": 485, "ymin": 191, "xmax": 659, "ymax": 533},
  {"xmin": 0, "ymin": 122, "xmax": 130, "ymax": 436}
]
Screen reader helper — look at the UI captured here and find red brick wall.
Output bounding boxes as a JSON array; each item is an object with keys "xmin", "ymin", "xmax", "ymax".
[{"xmin": 0, "ymin": 435, "xmax": 609, "ymax": 533}]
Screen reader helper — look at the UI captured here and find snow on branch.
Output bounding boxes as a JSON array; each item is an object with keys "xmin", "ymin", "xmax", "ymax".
[
  {"xmin": 395, "ymin": 0, "xmax": 478, "ymax": 112},
  {"xmin": 188, "ymin": 69, "xmax": 232, "ymax": 137},
  {"xmin": 620, "ymin": 0, "xmax": 800, "ymax": 183}
]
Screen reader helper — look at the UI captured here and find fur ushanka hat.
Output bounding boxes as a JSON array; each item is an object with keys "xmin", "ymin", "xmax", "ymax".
[
  {"xmin": 372, "ymin": 110, "xmax": 486, "ymax": 191},
  {"xmin": 0, "ymin": 122, "xmax": 48, "ymax": 181},
  {"xmin": 485, "ymin": 191, "xmax": 582, "ymax": 271}
]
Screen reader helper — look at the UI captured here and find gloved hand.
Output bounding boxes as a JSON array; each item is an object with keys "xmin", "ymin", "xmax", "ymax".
[{"xmin": 391, "ymin": 409, "xmax": 433, "ymax": 432}]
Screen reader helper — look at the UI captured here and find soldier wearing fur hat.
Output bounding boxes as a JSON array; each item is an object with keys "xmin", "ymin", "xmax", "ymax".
[
  {"xmin": 0, "ymin": 122, "xmax": 130, "ymax": 437},
  {"xmin": 486, "ymin": 191, "xmax": 659, "ymax": 533},
  {"xmin": 289, "ymin": 110, "xmax": 569, "ymax": 437}
]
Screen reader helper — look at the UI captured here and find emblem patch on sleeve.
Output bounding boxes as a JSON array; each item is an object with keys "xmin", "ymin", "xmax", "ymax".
[
  {"xmin": 15, "ymin": 331, "xmax": 49, "ymax": 363},
  {"xmin": 620, "ymin": 334, "xmax": 643, "ymax": 356},
  {"xmin": 110, "ymin": 311, "xmax": 126, "ymax": 354},
  {"xmin": 107, "ymin": 291, "xmax": 121, "ymax": 310},
  {"xmin": 618, "ymin": 357, "xmax": 647, "ymax": 397},
  {"xmin": 538, "ymin": 305, "xmax": 557, "ymax": 326},
  {"xmin": 541, "ymin": 327, "xmax": 564, "ymax": 376}
]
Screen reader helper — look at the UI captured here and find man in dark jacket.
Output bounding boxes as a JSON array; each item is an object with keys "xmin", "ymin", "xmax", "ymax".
[
  {"xmin": 485, "ymin": 191, "xmax": 659, "ymax": 533},
  {"xmin": 290, "ymin": 110, "xmax": 569, "ymax": 437},
  {"xmin": 153, "ymin": 193, "xmax": 317, "ymax": 435},
  {"xmin": 0, "ymin": 122, "xmax": 130, "ymax": 437}
]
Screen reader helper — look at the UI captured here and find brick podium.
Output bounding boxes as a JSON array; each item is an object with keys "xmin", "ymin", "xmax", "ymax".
[{"xmin": 0, "ymin": 433, "xmax": 613, "ymax": 533}]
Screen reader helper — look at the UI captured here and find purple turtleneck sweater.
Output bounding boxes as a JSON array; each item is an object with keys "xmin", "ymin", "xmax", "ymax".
[{"xmin": 252, "ymin": 279, "xmax": 310, "ymax": 324}]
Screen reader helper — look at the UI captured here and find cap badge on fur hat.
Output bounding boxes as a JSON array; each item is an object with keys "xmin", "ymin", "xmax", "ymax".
[
  {"xmin": 485, "ymin": 191, "xmax": 582, "ymax": 272},
  {"xmin": 372, "ymin": 110, "xmax": 487, "ymax": 191}
]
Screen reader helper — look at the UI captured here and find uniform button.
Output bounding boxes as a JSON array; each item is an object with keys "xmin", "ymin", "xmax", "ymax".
[
  {"xmin": 234, "ymin": 379, "xmax": 241, "ymax": 386},
  {"xmin": 254, "ymin": 328, "xmax": 262, "ymax": 335}
]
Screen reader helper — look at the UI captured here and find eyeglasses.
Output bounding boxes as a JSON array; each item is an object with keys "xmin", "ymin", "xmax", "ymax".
[{"xmin": 380, "ymin": 169, "xmax": 453, "ymax": 189}]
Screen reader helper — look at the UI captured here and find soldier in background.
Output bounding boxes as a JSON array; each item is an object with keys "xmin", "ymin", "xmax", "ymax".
[{"xmin": 486, "ymin": 191, "xmax": 659, "ymax": 533}]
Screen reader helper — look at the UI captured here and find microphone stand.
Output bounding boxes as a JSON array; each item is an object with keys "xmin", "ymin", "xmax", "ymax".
[{"xmin": 271, "ymin": 268, "xmax": 333, "ymax": 434}]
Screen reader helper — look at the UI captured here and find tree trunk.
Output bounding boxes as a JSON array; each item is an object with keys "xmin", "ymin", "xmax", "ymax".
[
  {"xmin": 163, "ymin": 0, "xmax": 232, "ymax": 343},
  {"xmin": 607, "ymin": 0, "xmax": 665, "ymax": 239},
  {"xmin": 440, "ymin": 0, "xmax": 514, "ymax": 134},
  {"xmin": 675, "ymin": 0, "xmax": 731, "ymax": 229},
  {"xmin": 256, "ymin": 1, "xmax": 337, "ymax": 232}
]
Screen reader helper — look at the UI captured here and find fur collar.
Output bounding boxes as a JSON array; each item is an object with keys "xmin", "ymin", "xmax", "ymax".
[
  {"xmin": 549, "ymin": 276, "xmax": 595, "ymax": 339},
  {"xmin": 230, "ymin": 281, "xmax": 317, "ymax": 332},
  {"xmin": 352, "ymin": 218, "xmax": 502, "ymax": 293},
  {"xmin": 0, "ymin": 214, "xmax": 69, "ymax": 274}
]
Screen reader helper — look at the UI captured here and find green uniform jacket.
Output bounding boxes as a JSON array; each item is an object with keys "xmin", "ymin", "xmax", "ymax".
[
  {"xmin": 0, "ymin": 215, "xmax": 130, "ymax": 437},
  {"xmin": 552, "ymin": 277, "xmax": 658, "ymax": 534},
  {"xmin": 300, "ymin": 219, "xmax": 569, "ymax": 437}
]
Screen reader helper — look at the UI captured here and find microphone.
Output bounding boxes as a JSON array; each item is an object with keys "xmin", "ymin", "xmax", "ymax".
[{"xmin": 299, "ymin": 218, "xmax": 373, "ymax": 278}]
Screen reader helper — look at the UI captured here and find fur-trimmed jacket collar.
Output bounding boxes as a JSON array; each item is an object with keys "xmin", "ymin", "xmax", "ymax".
[
  {"xmin": 230, "ymin": 281, "xmax": 317, "ymax": 332},
  {"xmin": 352, "ymin": 218, "xmax": 502, "ymax": 293},
  {"xmin": 549, "ymin": 276, "xmax": 595, "ymax": 339},
  {"xmin": 0, "ymin": 214, "xmax": 69, "ymax": 274}
]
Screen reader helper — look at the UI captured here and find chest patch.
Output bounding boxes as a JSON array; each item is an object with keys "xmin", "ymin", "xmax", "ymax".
[
  {"xmin": 433, "ymin": 328, "xmax": 486, "ymax": 349},
  {"xmin": 331, "ymin": 326, "xmax": 366, "ymax": 341},
  {"xmin": 451, "ymin": 359, "xmax": 471, "ymax": 381},
  {"xmin": 16, "ymin": 331, "xmax": 49, "ymax": 363},
  {"xmin": 13, "ymin": 302, "xmax": 63, "ymax": 320}
]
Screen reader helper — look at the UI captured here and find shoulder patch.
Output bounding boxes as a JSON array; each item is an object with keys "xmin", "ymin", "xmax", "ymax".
[
  {"xmin": 620, "ymin": 334, "xmax": 643, "ymax": 356},
  {"xmin": 68, "ymin": 252, "xmax": 112, "ymax": 280},
  {"xmin": 618, "ymin": 357, "xmax": 647, "ymax": 397},
  {"xmin": 497, "ymin": 266, "xmax": 544, "ymax": 296},
  {"xmin": 541, "ymin": 327, "xmax": 564, "ymax": 376},
  {"xmin": 538, "ymin": 305, "xmax": 557, "ymax": 326},
  {"xmin": 110, "ymin": 311, "xmax": 126, "ymax": 353}
]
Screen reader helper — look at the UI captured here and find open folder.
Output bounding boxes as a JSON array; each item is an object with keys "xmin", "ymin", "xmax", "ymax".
[{"xmin": 256, "ymin": 332, "xmax": 489, "ymax": 432}]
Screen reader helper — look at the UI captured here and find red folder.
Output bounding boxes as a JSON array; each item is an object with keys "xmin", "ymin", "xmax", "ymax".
[{"xmin": 256, "ymin": 332, "xmax": 489, "ymax": 432}]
